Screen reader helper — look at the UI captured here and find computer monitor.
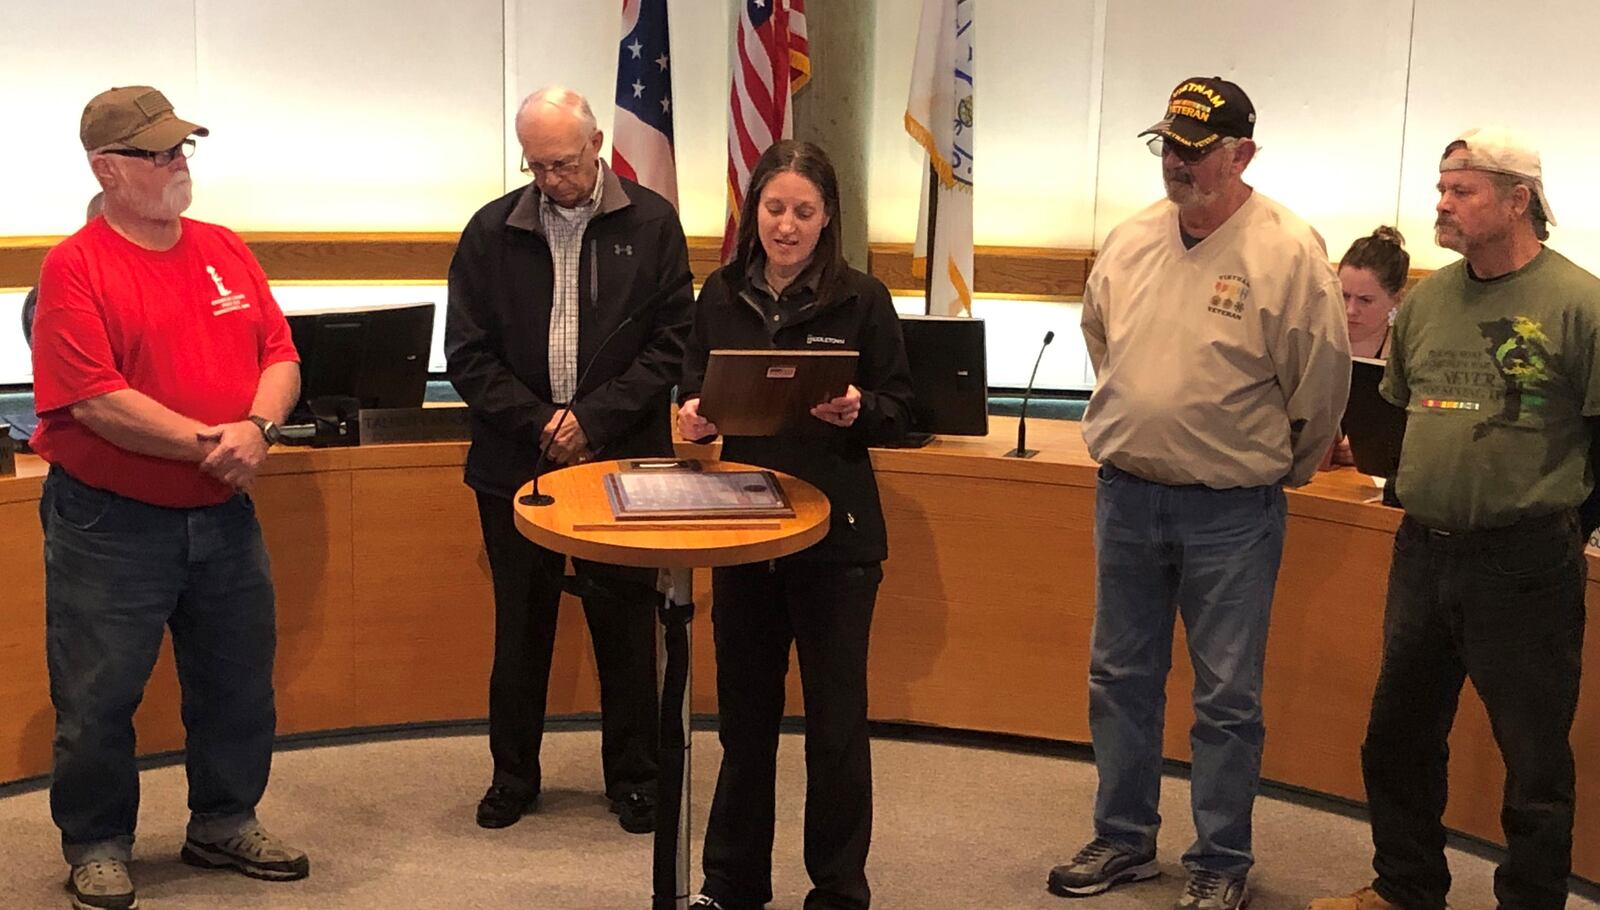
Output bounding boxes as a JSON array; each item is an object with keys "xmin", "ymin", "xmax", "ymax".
[
  {"xmin": 286, "ymin": 301, "xmax": 434, "ymax": 420},
  {"xmin": 1344, "ymin": 356, "xmax": 1406, "ymax": 478},
  {"xmin": 897, "ymin": 313, "xmax": 989, "ymax": 441}
]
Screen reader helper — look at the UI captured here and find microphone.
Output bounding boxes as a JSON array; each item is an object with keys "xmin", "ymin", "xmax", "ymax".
[
  {"xmin": 520, "ymin": 270, "xmax": 695, "ymax": 507},
  {"xmin": 1005, "ymin": 330, "xmax": 1054, "ymax": 459}
]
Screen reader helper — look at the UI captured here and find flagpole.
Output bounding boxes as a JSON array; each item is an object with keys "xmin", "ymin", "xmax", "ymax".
[{"xmin": 923, "ymin": 162, "xmax": 939, "ymax": 314}]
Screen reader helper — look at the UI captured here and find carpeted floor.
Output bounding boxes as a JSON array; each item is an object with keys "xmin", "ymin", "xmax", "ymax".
[{"xmin": 0, "ymin": 730, "xmax": 1592, "ymax": 910}]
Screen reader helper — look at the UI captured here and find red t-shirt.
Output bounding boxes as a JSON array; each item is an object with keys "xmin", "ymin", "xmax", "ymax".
[{"xmin": 31, "ymin": 217, "xmax": 299, "ymax": 507}]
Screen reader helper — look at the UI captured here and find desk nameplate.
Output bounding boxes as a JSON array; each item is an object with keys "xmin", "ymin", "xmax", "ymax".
[{"xmin": 358, "ymin": 406, "xmax": 470, "ymax": 444}]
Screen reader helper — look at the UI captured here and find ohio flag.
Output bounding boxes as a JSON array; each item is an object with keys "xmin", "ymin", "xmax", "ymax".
[{"xmin": 612, "ymin": 0, "xmax": 677, "ymax": 208}]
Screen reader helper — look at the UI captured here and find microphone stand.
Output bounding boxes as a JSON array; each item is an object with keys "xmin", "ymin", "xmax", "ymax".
[
  {"xmin": 1005, "ymin": 330, "xmax": 1054, "ymax": 459},
  {"xmin": 519, "ymin": 270, "xmax": 694, "ymax": 506}
]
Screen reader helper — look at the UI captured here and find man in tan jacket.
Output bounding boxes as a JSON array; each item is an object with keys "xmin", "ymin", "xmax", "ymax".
[{"xmin": 1048, "ymin": 76, "xmax": 1350, "ymax": 910}]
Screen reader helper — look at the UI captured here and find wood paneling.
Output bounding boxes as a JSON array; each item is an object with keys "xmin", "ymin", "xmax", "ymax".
[
  {"xmin": 0, "ymin": 237, "xmax": 58, "ymax": 290},
  {"xmin": 3, "ymin": 234, "xmax": 1091, "ymax": 298},
  {"xmin": 8, "ymin": 233, "xmax": 1437, "ymax": 301},
  {"xmin": 0, "ymin": 428, "xmax": 1594, "ymax": 880},
  {"xmin": 0, "ymin": 233, "xmax": 728, "ymax": 287},
  {"xmin": 0, "ymin": 498, "xmax": 50, "ymax": 782},
  {"xmin": 243, "ymin": 232, "xmax": 457, "ymax": 282},
  {"xmin": 256, "ymin": 468, "xmax": 357, "ymax": 733},
  {"xmin": 866, "ymin": 242, "xmax": 1097, "ymax": 298}
]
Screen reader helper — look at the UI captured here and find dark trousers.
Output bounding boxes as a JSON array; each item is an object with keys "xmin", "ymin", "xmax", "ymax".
[
  {"xmin": 41, "ymin": 467, "xmax": 277, "ymax": 864},
  {"xmin": 475, "ymin": 492, "xmax": 658, "ymax": 800},
  {"xmin": 1364, "ymin": 511, "xmax": 1585, "ymax": 910},
  {"xmin": 700, "ymin": 560, "xmax": 881, "ymax": 910}
]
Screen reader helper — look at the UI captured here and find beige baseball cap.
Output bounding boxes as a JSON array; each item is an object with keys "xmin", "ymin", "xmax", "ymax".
[
  {"xmin": 80, "ymin": 86, "xmax": 209, "ymax": 152},
  {"xmin": 1440, "ymin": 126, "xmax": 1556, "ymax": 226}
]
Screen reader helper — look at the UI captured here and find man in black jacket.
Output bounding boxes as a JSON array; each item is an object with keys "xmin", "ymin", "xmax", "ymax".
[{"xmin": 445, "ymin": 86, "xmax": 692, "ymax": 834}]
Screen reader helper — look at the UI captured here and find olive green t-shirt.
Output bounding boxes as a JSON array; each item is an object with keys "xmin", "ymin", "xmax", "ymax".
[{"xmin": 1381, "ymin": 248, "xmax": 1600, "ymax": 530}]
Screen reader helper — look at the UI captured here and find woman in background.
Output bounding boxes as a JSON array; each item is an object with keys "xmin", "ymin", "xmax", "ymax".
[
  {"xmin": 1340, "ymin": 226, "xmax": 1409, "ymax": 360},
  {"xmin": 676, "ymin": 139, "xmax": 913, "ymax": 910},
  {"xmin": 1328, "ymin": 226, "xmax": 1409, "ymax": 466}
]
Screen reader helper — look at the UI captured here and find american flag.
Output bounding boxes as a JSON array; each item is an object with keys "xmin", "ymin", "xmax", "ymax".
[
  {"xmin": 611, "ymin": 0, "xmax": 677, "ymax": 208},
  {"xmin": 721, "ymin": 0, "xmax": 810, "ymax": 262}
]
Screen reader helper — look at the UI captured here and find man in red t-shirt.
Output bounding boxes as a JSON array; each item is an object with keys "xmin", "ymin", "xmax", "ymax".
[{"xmin": 31, "ymin": 86, "xmax": 307, "ymax": 910}]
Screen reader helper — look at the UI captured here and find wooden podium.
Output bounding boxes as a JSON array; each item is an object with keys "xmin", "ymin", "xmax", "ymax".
[{"xmin": 514, "ymin": 459, "xmax": 829, "ymax": 910}]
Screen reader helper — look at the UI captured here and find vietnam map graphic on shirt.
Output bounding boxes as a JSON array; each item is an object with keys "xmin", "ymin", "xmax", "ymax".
[
  {"xmin": 1479, "ymin": 315, "xmax": 1552, "ymax": 432},
  {"xmin": 1415, "ymin": 315, "xmax": 1552, "ymax": 440}
]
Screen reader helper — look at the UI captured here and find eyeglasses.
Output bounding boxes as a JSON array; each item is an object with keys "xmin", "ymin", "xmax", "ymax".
[
  {"xmin": 520, "ymin": 153, "xmax": 587, "ymax": 180},
  {"xmin": 102, "ymin": 138, "xmax": 196, "ymax": 167},
  {"xmin": 1147, "ymin": 136, "xmax": 1220, "ymax": 164}
]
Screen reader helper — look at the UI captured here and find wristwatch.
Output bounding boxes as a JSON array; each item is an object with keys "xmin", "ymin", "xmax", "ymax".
[{"xmin": 248, "ymin": 415, "xmax": 283, "ymax": 445}]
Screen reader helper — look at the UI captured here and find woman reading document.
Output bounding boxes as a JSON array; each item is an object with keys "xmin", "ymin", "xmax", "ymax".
[{"xmin": 676, "ymin": 140, "xmax": 913, "ymax": 910}]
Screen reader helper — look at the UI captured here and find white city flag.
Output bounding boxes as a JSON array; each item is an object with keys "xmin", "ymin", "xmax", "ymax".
[{"xmin": 904, "ymin": 0, "xmax": 974, "ymax": 316}]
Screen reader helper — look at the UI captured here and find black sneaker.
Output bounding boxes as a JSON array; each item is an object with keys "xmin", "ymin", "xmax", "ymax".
[
  {"xmin": 610, "ymin": 790, "xmax": 656, "ymax": 834},
  {"xmin": 476, "ymin": 783, "xmax": 538, "ymax": 829},
  {"xmin": 1047, "ymin": 837, "xmax": 1159, "ymax": 897},
  {"xmin": 64, "ymin": 859, "xmax": 136, "ymax": 910},
  {"xmin": 688, "ymin": 897, "xmax": 725, "ymax": 909}
]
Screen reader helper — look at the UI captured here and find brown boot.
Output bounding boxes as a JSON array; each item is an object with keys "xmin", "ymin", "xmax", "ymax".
[{"xmin": 1306, "ymin": 886, "xmax": 1398, "ymax": 910}]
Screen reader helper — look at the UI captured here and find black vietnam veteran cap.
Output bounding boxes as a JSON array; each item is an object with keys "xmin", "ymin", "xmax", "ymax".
[{"xmin": 1139, "ymin": 76, "xmax": 1256, "ymax": 150}]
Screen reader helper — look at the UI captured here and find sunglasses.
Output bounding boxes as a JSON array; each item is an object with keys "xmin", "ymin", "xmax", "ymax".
[{"xmin": 1147, "ymin": 136, "xmax": 1222, "ymax": 165}]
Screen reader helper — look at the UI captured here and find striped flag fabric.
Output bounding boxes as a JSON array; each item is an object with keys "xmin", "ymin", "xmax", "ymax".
[
  {"xmin": 611, "ymin": 0, "xmax": 678, "ymax": 208},
  {"xmin": 905, "ymin": 0, "xmax": 975, "ymax": 316},
  {"xmin": 721, "ymin": 0, "xmax": 810, "ymax": 262}
]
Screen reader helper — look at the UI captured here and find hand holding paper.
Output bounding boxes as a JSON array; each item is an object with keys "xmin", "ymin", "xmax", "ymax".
[
  {"xmin": 678, "ymin": 397, "xmax": 719, "ymax": 443},
  {"xmin": 809, "ymin": 384, "xmax": 861, "ymax": 428}
]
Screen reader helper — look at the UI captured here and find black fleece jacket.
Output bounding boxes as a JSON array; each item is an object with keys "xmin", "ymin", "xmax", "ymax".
[
  {"xmin": 445, "ymin": 169, "xmax": 692, "ymax": 500},
  {"xmin": 679, "ymin": 263, "xmax": 913, "ymax": 565}
]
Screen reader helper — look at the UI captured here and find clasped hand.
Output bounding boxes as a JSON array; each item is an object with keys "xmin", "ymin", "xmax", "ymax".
[
  {"xmin": 541, "ymin": 411, "xmax": 591, "ymax": 465},
  {"xmin": 196, "ymin": 420, "xmax": 268, "ymax": 490}
]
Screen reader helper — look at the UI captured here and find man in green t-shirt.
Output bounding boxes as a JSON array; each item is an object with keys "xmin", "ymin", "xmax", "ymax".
[{"xmin": 1311, "ymin": 129, "xmax": 1596, "ymax": 910}]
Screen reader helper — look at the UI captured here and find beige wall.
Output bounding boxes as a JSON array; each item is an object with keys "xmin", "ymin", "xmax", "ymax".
[{"xmin": 7, "ymin": 0, "xmax": 1600, "ymax": 387}]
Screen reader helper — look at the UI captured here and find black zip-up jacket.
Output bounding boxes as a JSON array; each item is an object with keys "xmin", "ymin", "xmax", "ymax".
[
  {"xmin": 445, "ymin": 168, "xmax": 692, "ymax": 500},
  {"xmin": 680, "ymin": 263, "xmax": 913, "ymax": 565}
]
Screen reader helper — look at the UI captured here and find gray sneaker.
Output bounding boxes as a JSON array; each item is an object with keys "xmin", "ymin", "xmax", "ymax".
[
  {"xmin": 64, "ymin": 859, "xmax": 136, "ymax": 910},
  {"xmin": 180, "ymin": 823, "xmax": 310, "ymax": 881},
  {"xmin": 1048, "ymin": 837, "xmax": 1160, "ymax": 896},
  {"xmin": 1175, "ymin": 870, "xmax": 1249, "ymax": 910}
]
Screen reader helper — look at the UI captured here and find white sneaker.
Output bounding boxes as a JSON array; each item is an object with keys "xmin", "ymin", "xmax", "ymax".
[
  {"xmin": 1175, "ymin": 870, "xmax": 1250, "ymax": 910},
  {"xmin": 180, "ymin": 822, "xmax": 310, "ymax": 881},
  {"xmin": 65, "ymin": 858, "xmax": 137, "ymax": 910}
]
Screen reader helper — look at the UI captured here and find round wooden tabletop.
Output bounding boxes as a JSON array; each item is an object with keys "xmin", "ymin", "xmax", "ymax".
[{"xmin": 512, "ymin": 459, "xmax": 831, "ymax": 568}]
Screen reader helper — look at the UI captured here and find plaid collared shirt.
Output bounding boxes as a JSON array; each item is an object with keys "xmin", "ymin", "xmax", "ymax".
[{"xmin": 540, "ymin": 165, "xmax": 605, "ymax": 404}]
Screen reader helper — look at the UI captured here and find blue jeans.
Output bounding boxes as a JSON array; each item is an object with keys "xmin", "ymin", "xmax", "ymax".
[
  {"xmin": 1088, "ymin": 464, "xmax": 1286, "ymax": 878},
  {"xmin": 41, "ymin": 467, "xmax": 278, "ymax": 865}
]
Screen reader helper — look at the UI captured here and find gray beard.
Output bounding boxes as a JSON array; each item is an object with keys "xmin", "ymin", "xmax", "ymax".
[
  {"xmin": 127, "ymin": 176, "xmax": 193, "ymax": 221},
  {"xmin": 1166, "ymin": 179, "xmax": 1218, "ymax": 211}
]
